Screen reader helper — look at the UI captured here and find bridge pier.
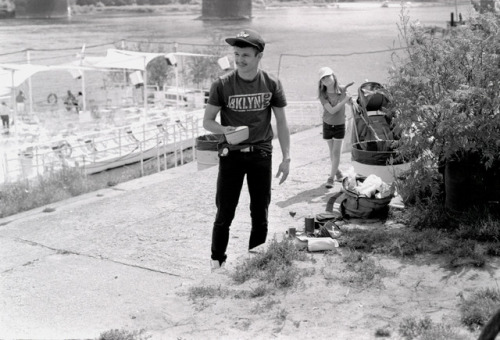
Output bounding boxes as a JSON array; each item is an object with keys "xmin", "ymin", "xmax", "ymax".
[
  {"xmin": 14, "ymin": 0, "xmax": 69, "ymax": 19},
  {"xmin": 201, "ymin": 0, "xmax": 252, "ymax": 20}
]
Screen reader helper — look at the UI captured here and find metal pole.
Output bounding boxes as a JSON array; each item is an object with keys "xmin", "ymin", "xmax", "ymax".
[
  {"xmin": 82, "ymin": 155, "xmax": 86, "ymax": 178},
  {"xmin": 3, "ymin": 152, "xmax": 9, "ymax": 183},
  {"xmin": 156, "ymin": 134, "xmax": 160, "ymax": 173},
  {"xmin": 81, "ymin": 71, "xmax": 86, "ymax": 112},
  {"xmin": 27, "ymin": 50, "xmax": 33, "ymax": 115},
  {"xmin": 193, "ymin": 118, "xmax": 197, "ymax": 161},
  {"xmin": 35, "ymin": 147, "xmax": 40, "ymax": 177},
  {"xmin": 10, "ymin": 70, "xmax": 16, "ymax": 135},
  {"xmin": 173, "ymin": 124, "xmax": 178, "ymax": 167},
  {"xmin": 143, "ymin": 56, "xmax": 147, "ymax": 122},
  {"xmin": 163, "ymin": 127, "xmax": 168, "ymax": 170},
  {"xmin": 175, "ymin": 64, "xmax": 179, "ymax": 110},
  {"xmin": 140, "ymin": 134, "xmax": 144, "ymax": 177},
  {"xmin": 121, "ymin": 39, "xmax": 127, "ymax": 85},
  {"xmin": 78, "ymin": 44, "xmax": 87, "ymax": 112}
]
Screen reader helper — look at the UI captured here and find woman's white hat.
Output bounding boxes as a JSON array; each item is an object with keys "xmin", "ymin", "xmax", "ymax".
[{"xmin": 318, "ymin": 67, "xmax": 334, "ymax": 81}]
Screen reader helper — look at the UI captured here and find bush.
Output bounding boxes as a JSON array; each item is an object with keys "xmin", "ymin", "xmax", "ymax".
[{"xmin": 386, "ymin": 8, "xmax": 500, "ymax": 216}]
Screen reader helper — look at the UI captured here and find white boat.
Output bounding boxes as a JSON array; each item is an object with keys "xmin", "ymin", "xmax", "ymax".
[{"xmin": 1, "ymin": 109, "xmax": 207, "ymax": 183}]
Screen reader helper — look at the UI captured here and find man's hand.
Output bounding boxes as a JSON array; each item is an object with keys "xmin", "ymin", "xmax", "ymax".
[{"xmin": 275, "ymin": 159, "xmax": 290, "ymax": 185}]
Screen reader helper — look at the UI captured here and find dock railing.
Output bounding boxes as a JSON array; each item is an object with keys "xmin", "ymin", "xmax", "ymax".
[{"xmin": 1, "ymin": 102, "xmax": 323, "ymax": 185}]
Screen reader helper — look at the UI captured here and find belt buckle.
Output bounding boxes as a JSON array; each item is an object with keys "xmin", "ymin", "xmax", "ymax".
[{"xmin": 240, "ymin": 147, "xmax": 251, "ymax": 152}]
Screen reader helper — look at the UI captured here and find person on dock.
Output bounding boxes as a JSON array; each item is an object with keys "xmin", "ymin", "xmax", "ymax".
[
  {"xmin": 64, "ymin": 90, "xmax": 78, "ymax": 113},
  {"xmin": 203, "ymin": 28, "xmax": 291, "ymax": 272},
  {"xmin": 1, "ymin": 101, "xmax": 10, "ymax": 131},
  {"xmin": 16, "ymin": 90, "xmax": 26, "ymax": 114}
]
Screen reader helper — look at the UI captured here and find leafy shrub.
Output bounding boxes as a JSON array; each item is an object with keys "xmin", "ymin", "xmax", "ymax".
[
  {"xmin": 394, "ymin": 159, "xmax": 443, "ymax": 208},
  {"xmin": 386, "ymin": 9, "xmax": 500, "ymax": 214}
]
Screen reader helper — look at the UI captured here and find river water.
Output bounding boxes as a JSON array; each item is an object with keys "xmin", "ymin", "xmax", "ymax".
[{"xmin": 1, "ymin": 1, "xmax": 472, "ymax": 102}]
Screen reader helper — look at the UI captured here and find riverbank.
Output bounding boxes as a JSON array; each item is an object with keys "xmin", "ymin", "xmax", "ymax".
[
  {"xmin": 1, "ymin": 124, "xmax": 498, "ymax": 339},
  {"xmin": 71, "ymin": 0, "xmax": 461, "ymax": 16}
]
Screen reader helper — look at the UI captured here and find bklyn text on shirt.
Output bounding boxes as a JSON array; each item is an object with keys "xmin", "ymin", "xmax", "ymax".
[{"xmin": 228, "ymin": 93, "xmax": 272, "ymax": 112}]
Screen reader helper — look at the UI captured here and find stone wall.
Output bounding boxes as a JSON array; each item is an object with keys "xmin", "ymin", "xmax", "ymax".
[
  {"xmin": 14, "ymin": 0, "xmax": 69, "ymax": 18},
  {"xmin": 0, "ymin": 0, "xmax": 15, "ymax": 17}
]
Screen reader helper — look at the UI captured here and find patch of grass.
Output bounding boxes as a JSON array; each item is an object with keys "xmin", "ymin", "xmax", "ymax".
[
  {"xmin": 338, "ymin": 212, "xmax": 499, "ymax": 269},
  {"xmin": 448, "ymin": 239, "xmax": 486, "ymax": 268},
  {"xmin": 338, "ymin": 250, "xmax": 391, "ymax": 288},
  {"xmin": 251, "ymin": 298, "xmax": 279, "ymax": 314},
  {"xmin": 275, "ymin": 307, "xmax": 288, "ymax": 323},
  {"xmin": 460, "ymin": 288, "xmax": 500, "ymax": 330},
  {"xmin": 231, "ymin": 237, "xmax": 310, "ymax": 288},
  {"xmin": 455, "ymin": 212, "xmax": 500, "ymax": 243},
  {"xmin": 249, "ymin": 283, "xmax": 271, "ymax": 298},
  {"xmin": 400, "ymin": 315, "xmax": 430, "ymax": 335},
  {"xmin": 187, "ymin": 284, "xmax": 229, "ymax": 301},
  {"xmin": 185, "ymin": 284, "xmax": 231, "ymax": 311},
  {"xmin": 398, "ymin": 316, "xmax": 467, "ymax": 340},
  {"xmin": 0, "ymin": 149, "xmax": 194, "ymax": 219},
  {"xmin": 97, "ymin": 328, "xmax": 151, "ymax": 340},
  {"xmin": 339, "ymin": 228, "xmax": 439, "ymax": 257},
  {"xmin": 0, "ymin": 166, "xmax": 95, "ymax": 218}
]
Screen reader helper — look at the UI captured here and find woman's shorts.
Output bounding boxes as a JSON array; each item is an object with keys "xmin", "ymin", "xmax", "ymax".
[{"xmin": 323, "ymin": 122, "xmax": 346, "ymax": 140}]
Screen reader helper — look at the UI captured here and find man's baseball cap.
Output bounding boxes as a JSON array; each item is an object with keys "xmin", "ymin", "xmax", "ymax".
[
  {"xmin": 318, "ymin": 66, "xmax": 334, "ymax": 81},
  {"xmin": 225, "ymin": 29, "xmax": 265, "ymax": 52}
]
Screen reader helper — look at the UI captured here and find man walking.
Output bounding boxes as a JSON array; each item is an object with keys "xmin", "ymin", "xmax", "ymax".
[{"xmin": 203, "ymin": 29, "xmax": 291, "ymax": 272}]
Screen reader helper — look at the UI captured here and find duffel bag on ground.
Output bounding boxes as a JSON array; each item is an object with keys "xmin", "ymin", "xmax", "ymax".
[{"xmin": 340, "ymin": 175, "xmax": 394, "ymax": 219}]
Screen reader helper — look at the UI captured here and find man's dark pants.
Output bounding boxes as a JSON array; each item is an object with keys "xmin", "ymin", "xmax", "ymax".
[{"xmin": 211, "ymin": 149, "xmax": 272, "ymax": 264}]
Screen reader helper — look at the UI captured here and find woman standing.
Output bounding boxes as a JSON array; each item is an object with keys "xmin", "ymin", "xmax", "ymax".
[{"xmin": 317, "ymin": 67, "xmax": 354, "ymax": 188}]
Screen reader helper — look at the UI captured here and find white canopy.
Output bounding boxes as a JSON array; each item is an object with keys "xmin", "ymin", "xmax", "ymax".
[
  {"xmin": 1, "ymin": 49, "xmax": 217, "ymax": 93},
  {"xmin": 80, "ymin": 49, "xmax": 166, "ymax": 71},
  {"xmin": 0, "ymin": 63, "xmax": 51, "ymax": 96},
  {"xmin": 0, "ymin": 49, "xmax": 219, "ymax": 117}
]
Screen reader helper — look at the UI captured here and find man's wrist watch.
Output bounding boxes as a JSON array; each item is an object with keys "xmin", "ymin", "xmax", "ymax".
[{"xmin": 283, "ymin": 158, "xmax": 291, "ymax": 163}]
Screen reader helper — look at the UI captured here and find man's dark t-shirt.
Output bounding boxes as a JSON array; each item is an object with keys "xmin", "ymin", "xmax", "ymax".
[{"xmin": 207, "ymin": 69, "xmax": 287, "ymax": 152}]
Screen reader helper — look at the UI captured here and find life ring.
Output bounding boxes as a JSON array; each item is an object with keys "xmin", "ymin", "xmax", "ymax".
[{"xmin": 47, "ymin": 93, "xmax": 58, "ymax": 104}]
